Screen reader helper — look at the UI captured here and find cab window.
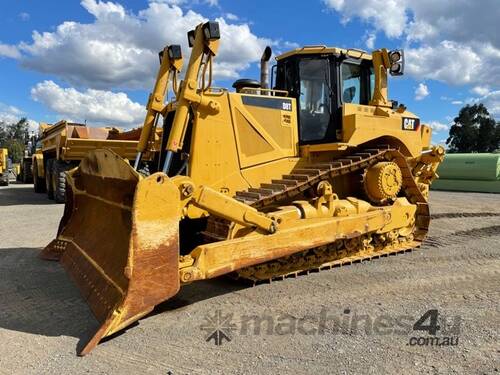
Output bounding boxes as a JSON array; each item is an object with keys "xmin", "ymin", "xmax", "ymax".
[
  {"xmin": 341, "ymin": 63, "xmax": 362, "ymax": 104},
  {"xmin": 341, "ymin": 61, "xmax": 375, "ymax": 104},
  {"xmin": 298, "ymin": 58, "xmax": 332, "ymax": 142},
  {"xmin": 369, "ymin": 66, "xmax": 375, "ymax": 100}
]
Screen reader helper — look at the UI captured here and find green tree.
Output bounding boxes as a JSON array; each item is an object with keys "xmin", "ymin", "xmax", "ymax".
[
  {"xmin": 477, "ymin": 116, "xmax": 498, "ymax": 152},
  {"xmin": 3, "ymin": 139, "xmax": 24, "ymax": 163},
  {"xmin": 0, "ymin": 117, "xmax": 30, "ymax": 163},
  {"xmin": 0, "ymin": 122, "xmax": 7, "ymax": 145},
  {"xmin": 496, "ymin": 123, "xmax": 500, "ymax": 148},
  {"xmin": 446, "ymin": 104, "xmax": 500, "ymax": 153}
]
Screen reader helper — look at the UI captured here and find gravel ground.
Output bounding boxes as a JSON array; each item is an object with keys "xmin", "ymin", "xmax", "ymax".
[{"xmin": 0, "ymin": 183, "xmax": 499, "ymax": 374}]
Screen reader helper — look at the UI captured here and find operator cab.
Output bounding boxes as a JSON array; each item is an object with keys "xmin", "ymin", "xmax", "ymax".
[{"xmin": 274, "ymin": 46, "xmax": 375, "ymax": 144}]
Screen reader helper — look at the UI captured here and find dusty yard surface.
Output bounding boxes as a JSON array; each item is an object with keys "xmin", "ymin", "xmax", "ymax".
[{"xmin": 0, "ymin": 184, "xmax": 499, "ymax": 374}]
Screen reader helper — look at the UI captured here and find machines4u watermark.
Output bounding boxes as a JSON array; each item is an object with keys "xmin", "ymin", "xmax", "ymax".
[
  {"xmin": 200, "ymin": 308, "xmax": 460, "ymax": 347},
  {"xmin": 407, "ymin": 309, "xmax": 460, "ymax": 347}
]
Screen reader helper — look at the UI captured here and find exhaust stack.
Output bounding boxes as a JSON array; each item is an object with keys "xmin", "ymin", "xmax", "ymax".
[{"xmin": 260, "ymin": 46, "xmax": 272, "ymax": 91}]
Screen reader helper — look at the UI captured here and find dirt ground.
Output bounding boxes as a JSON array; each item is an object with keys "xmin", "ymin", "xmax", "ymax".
[{"xmin": 0, "ymin": 183, "xmax": 499, "ymax": 374}]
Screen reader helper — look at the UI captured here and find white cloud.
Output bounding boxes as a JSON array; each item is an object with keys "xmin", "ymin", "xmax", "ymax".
[
  {"xmin": 410, "ymin": 39, "xmax": 500, "ymax": 87},
  {"xmin": 405, "ymin": 1, "xmax": 499, "ymax": 47},
  {"xmin": 364, "ymin": 32, "xmax": 376, "ymax": 49},
  {"xmin": 31, "ymin": 80, "xmax": 145, "ymax": 127},
  {"xmin": 471, "ymin": 90, "xmax": 500, "ymax": 119},
  {"xmin": 427, "ymin": 121, "xmax": 449, "ymax": 132},
  {"xmin": 19, "ymin": 12, "xmax": 30, "ymax": 21},
  {"xmin": 12, "ymin": 0, "xmax": 274, "ymax": 90},
  {"xmin": 0, "ymin": 43, "xmax": 20, "ymax": 59},
  {"xmin": 323, "ymin": 0, "xmax": 407, "ymax": 38},
  {"xmin": 405, "ymin": 41, "xmax": 489, "ymax": 86},
  {"xmin": 0, "ymin": 103, "xmax": 38, "ymax": 132},
  {"xmin": 471, "ymin": 86, "xmax": 490, "ymax": 96},
  {"xmin": 325, "ymin": 0, "xmax": 499, "ymax": 49},
  {"xmin": 322, "ymin": 0, "xmax": 500, "ymax": 87},
  {"xmin": 438, "ymin": 88, "xmax": 500, "ymax": 120},
  {"xmin": 414, "ymin": 83, "xmax": 429, "ymax": 101},
  {"xmin": 0, "ymin": 104, "xmax": 23, "ymax": 124},
  {"xmin": 81, "ymin": 0, "xmax": 126, "ymax": 18},
  {"xmin": 225, "ymin": 13, "xmax": 238, "ymax": 21},
  {"xmin": 155, "ymin": 0, "xmax": 218, "ymax": 5}
]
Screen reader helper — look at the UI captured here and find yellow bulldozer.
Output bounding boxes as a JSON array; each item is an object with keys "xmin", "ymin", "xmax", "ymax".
[{"xmin": 41, "ymin": 21, "xmax": 444, "ymax": 355}]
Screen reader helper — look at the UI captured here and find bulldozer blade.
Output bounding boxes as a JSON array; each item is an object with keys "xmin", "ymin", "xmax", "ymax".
[{"xmin": 41, "ymin": 149, "xmax": 181, "ymax": 355}]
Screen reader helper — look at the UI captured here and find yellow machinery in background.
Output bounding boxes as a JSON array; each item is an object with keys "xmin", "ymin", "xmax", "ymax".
[
  {"xmin": 42, "ymin": 21, "xmax": 444, "ymax": 354},
  {"xmin": 33, "ymin": 121, "xmax": 161, "ymax": 202},
  {"xmin": 18, "ymin": 124, "xmax": 47, "ymax": 184},
  {"xmin": 0, "ymin": 148, "xmax": 10, "ymax": 186}
]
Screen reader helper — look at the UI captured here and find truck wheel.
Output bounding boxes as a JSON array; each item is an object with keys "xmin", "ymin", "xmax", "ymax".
[
  {"xmin": 52, "ymin": 160, "xmax": 71, "ymax": 203},
  {"xmin": 0, "ymin": 175, "xmax": 8, "ymax": 186},
  {"xmin": 33, "ymin": 160, "xmax": 46, "ymax": 193},
  {"xmin": 46, "ymin": 159, "xmax": 54, "ymax": 200},
  {"xmin": 22, "ymin": 160, "xmax": 33, "ymax": 183},
  {"xmin": 21, "ymin": 160, "xmax": 27, "ymax": 183}
]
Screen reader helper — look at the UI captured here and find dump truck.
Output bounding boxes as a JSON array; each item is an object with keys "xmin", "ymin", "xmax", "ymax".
[
  {"xmin": 34, "ymin": 121, "xmax": 159, "ymax": 202},
  {"xmin": 42, "ymin": 21, "xmax": 444, "ymax": 355},
  {"xmin": 0, "ymin": 148, "xmax": 10, "ymax": 186},
  {"xmin": 19, "ymin": 151, "xmax": 33, "ymax": 183},
  {"xmin": 18, "ymin": 127, "xmax": 43, "ymax": 184}
]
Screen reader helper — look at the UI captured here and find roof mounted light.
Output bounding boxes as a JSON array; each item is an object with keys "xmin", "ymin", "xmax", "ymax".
[
  {"xmin": 167, "ymin": 44, "xmax": 182, "ymax": 60},
  {"xmin": 202, "ymin": 21, "xmax": 220, "ymax": 41},
  {"xmin": 389, "ymin": 50, "xmax": 401, "ymax": 63},
  {"xmin": 187, "ymin": 30, "xmax": 195, "ymax": 48},
  {"xmin": 389, "ymin": 49, "xmax": 404, "ymax": 76}
]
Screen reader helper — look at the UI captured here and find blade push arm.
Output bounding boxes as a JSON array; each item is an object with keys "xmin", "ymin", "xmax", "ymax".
[
  {"xmin": 162, "ymin": 22, "xmax": 221, "ymax": 174},
  {"xmin": 134, "ymin": 45, "xmax": 183, "ymax": 169},
  {"xmin": 170, "ymin": 176, "xmax": 277, "ymax": 234}
]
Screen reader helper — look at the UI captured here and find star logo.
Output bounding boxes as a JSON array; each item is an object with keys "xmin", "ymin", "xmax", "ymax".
[{"xmin": 200, "ymin": 310, "xmax": 237, "ymax": 346}]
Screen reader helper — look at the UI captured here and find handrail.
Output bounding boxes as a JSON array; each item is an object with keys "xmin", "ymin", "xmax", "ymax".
[
  {"xmin": 346, "ymin": 48, "xmax": 367, "ymax": 59},
  {"xmin": 301, "ymin": 45, "xmax": 327, "ymax": 50},
  {"xmin": 204, "ymin": 87, "xmax": 227, "ymax": 94},
  {"xmin": 239, "ymin": 87, "xmax": 289, "ymax": 97}
]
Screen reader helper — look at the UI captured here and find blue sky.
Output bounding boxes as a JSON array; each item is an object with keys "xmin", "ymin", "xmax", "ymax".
[{"xmin": 1, "ymin": 0, "xmax": 499, "ymax": 145}]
